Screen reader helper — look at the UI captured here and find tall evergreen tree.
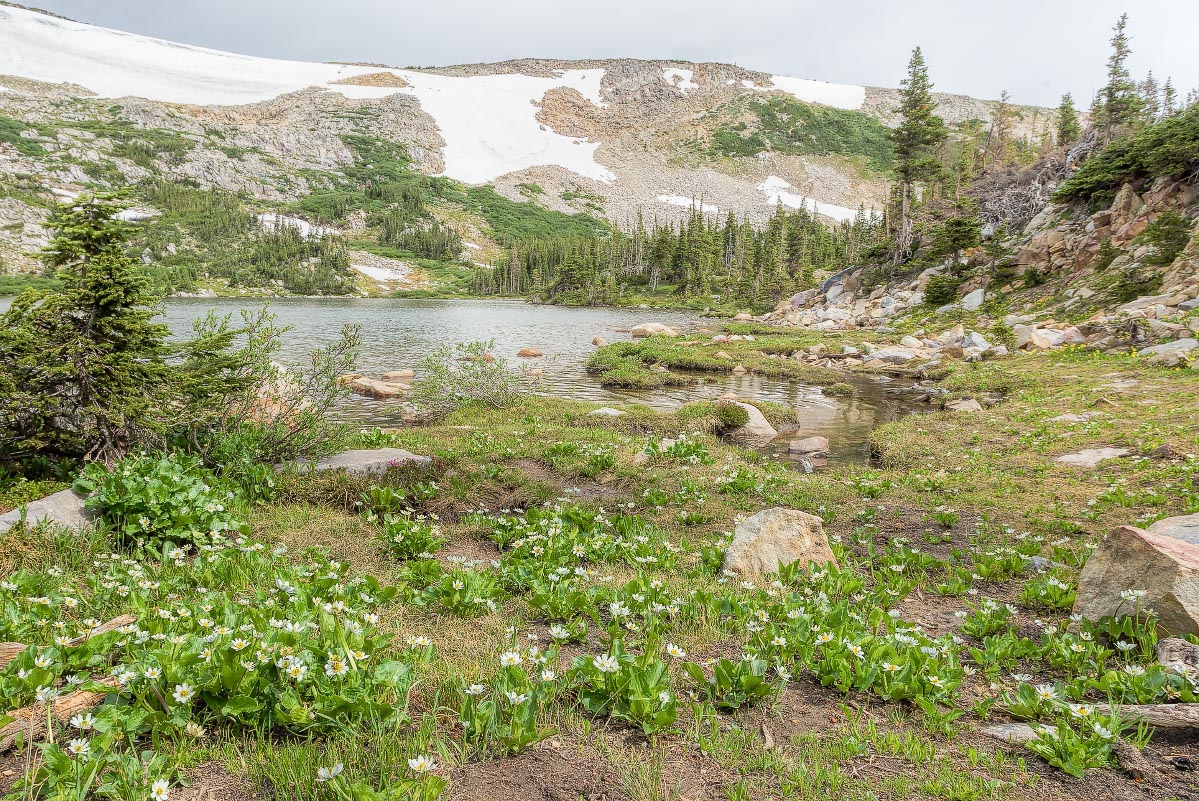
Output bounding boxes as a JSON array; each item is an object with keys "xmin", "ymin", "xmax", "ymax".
[
  {"xmin": 1056, "ymin": 92, "xmax": 1082, "ymax": 146},
  {"xmin": 1099, "ymin": 13, "xmax": 1143, "ymax": 141},
  {"xmin": 890, "ymin": 47, "xmax": 948, "ymax": 262},
  {"xmin": 0, "ymin": 193, "xmax": 172, "ymax": 463},
  {"xmin": 1161, "ymin": 77, "xmax": 1179, "ymax": 118}
]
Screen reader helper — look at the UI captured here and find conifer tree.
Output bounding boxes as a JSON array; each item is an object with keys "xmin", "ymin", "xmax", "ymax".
[
  {"xmin": 890, "ymin": 47, "xmax": 948, "ymax": 262},
  {"xmin": 1099, "ymin": 13, "xmax": 1143, "ymax": 141},
  {"xmin": 1056, "ymin": 92, "xmax": 1082, "ymax": 146},
  {"xmin": 0, "ymin": 193, "xmax": 172, "ymax": 463},
  {"xmin": 1139, "ymin": 71, "xmax": 1162, "ymax": 122},
  {"xmin": 1161, "ymin": 78, "xmax": 1178, "ymax": 118}
]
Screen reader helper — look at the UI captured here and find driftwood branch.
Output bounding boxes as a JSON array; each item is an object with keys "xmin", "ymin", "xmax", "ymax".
[
  {"xmin": 0, "ymin": 677, "xmax": 120, "ymax": 752},
  {"xmin": 0, "ymin": 614, "xmax": 135, "ymax": 671}
]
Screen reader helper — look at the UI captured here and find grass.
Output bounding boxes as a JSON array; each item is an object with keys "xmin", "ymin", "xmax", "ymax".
[{"xmin": 4, "ymin": 341, "xmax": 1199, "ymax": 800}]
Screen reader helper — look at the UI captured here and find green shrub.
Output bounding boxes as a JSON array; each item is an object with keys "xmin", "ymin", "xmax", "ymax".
[
  {"xmin": 1139, "ymin": 209, "xmax": 1193, "ymax": 267},
  {"xmin": 714, "ymin": 402, "xmax": 750, "ymax": 428},
  {"xmin": 411, "ymin": 341, "xmax": 530, "ymax": 418},
  {"xmin": 923, "ymin": 275, "xmax": 962, "ymax": 306},
  {"xmin": 74, "ymin": 452, "xmax": 242, "ymax": 549}
]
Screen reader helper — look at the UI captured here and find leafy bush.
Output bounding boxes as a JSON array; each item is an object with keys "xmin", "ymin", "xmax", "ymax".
[
  {"xmin": 923, "ymin": 275, "xmax": 962, "ymax": 307},
  {"xmin": 411, "ymin": 341, "xmax": 529, "ymax": 419},
  {"xmin": 1138, "ymin": 208, "xmax": 1193, "ymax": 267},
  {"xmin": 74, "ymin": 452, "xmax": 242, "ymax": 549}
]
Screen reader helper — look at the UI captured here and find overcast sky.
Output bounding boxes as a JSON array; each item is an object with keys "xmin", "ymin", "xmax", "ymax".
[{"xmin": 26, "ymin": 0, "xmax": 1199, "ymax": 108}]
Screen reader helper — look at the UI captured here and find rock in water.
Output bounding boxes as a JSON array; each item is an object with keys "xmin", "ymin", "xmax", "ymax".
[
  {"xmin": 348, "ymin": 377, "xmax": 407, "ymax": 399},
  {"xmin": 723, "ymin": 508, "xmax": 838, "ymax": 576},
  {"xmin": 381, "ymin": 369, "xmax": 415, "ymax": 380},
  {"xmin": 1074, "ymin": 525, "xmax": 1199, "ymax": 637},
  {"xmin": 726, "ymin": 402, "xmax": 777, "ymax": 448},
  {"xmin": 630, "ymin": 322, "xmax": 679, "ymax": 338},
  {"xmin": 516, "ymin": 348, "xmax": 543, "ymax": 358},
  {"xmin": 788, "ymin": 435, "xmax": 830, "ymax": 454},
  {"xmin": 592, "ymin": 336, "xmax": 609, "ymax": 347},
  {"xmin": 0, "ymin": 489, "xmax": 93, "ymax": 533}
]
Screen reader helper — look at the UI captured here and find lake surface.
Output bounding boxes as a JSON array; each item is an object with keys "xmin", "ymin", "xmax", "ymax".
[{"xmin": 2, "ymin": 296, "xmax": 922, "ymax": 464}]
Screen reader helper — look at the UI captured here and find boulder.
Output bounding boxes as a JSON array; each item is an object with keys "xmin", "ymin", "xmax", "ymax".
[
  {"xmin": 788, "ymin": 436, "xmax": 829, "ymax": 455},
  {"xmin": 726, "ymin": 402, "xmax": 777, "ymax": 448},
  {"xmin": 0, "ymin": 489, "xmax": 94, "ymax": 534},
  {"xmin": 866, "ymin": 347, "xmax": 919, "ymax": 365},
  {"xmin": 961, "ymin": 288, "xmax": 986, "ymax": 311},
  {"xmin": 381, "ymin": 369, "xmax": 415, "ymax": 380},
  {"xmin": 723, "ymin": 508, "xmax": 838, "ymax": 577},
  {"xmin": 900, "ymin": 335, "xmax": 923, "ymax": 349},
  {"xmin": 349, "ymin": 377, "xmax": 406, "ymax": 399},
  {"xmin": 516, "ymin": 348, "xmax": 543, "ymax": 358},
  {"xmin": 588, "ymin": 407, "xmax": 626, "ymax": 418},
  {"xmin": 732, "ymin": 313, "xmax": 753, "ymax": 321},
  {"xmin": 1055, "ymin": 447, "xmax": 1130, "ymax": 468},
  {"xmin": 1149, "ymin": 514, "xmax": 1199, "ymax": 545},
  {"xmin": 1139, "ymin": 338, "xmax": 1198, "ymax": 367},
  {"xmin": 282, "ymin": 448, "xmax": 430, "ymax": 476},
  {"xmin": 1074, "ymin": 525, "xmax": 1199, "ymax": 637},
  {"xmin": 731, "ymin": 364, "xmax": 748, "ymax": 375},
  {"xmin": 713, "ymin": 350, "xmax": 733, "ymax": 360},
  {"xmin": 592, "ymin": 336, "xmax": 609, "ymax": 347},
  {"xmin": 962, "ymin": 332, "xmax": 991, "ymax": 351},
  {"xmin": 630, "ymin": 323, "xmax": 679, "ymax": 338}
]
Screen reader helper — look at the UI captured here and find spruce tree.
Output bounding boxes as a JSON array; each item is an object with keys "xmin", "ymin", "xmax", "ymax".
[
  {"xmin": 891, "ymin": 47, "xmax": 948, "ymax": 262},
  {"xmin": 1099, "ymin": 13, "xmax": 1143, "ymax": 141},
  {"xmin": 1056, "ymin": 92, "xmax": 1082, "ymax": 146},
  {"xmin": 0, "ymin": 193, "xmax": 173, "ymax": 464},
  {"xmin": 1162, "ymin": 78, "xmax": 1178, "ymax": 118}
]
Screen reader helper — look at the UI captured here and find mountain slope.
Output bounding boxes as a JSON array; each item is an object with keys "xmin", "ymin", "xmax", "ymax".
[{"xmin": 0, "ymin": 3, "xmax": 1055, "ymax": 281}]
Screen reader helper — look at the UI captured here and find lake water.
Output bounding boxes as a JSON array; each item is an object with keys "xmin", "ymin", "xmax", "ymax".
[{"xmin": 2, "ymin": 296, "xmax": 921, "ymax": 463}]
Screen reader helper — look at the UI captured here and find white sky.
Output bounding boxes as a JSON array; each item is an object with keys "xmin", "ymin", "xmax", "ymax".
[{"xmin": 23, "ymin": 0, "xmax": 1199, "ymax": 108}]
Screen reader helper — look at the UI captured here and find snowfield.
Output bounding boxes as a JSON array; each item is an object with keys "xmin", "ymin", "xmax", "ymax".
[
  {"xmin": 657, "ymin": 195, "xmax": 719, "ymax": 214},
  {"xmin": 257, "ymin": 213, "xmax": 332, "ymax": 239},
  {"xmin": 757, "ymin": 177, "xmax": 868, "ymax": 223},
  {"xmin": 0, "ymin": 5, "xmax": 612, "ymax": 185},
  {"xmin": 740, "ymin": 76, "xmax": 866, "ymax": 111},
  {"xmin": 662, "ymin": 68, "xmax": 698, "ymax": 93}
]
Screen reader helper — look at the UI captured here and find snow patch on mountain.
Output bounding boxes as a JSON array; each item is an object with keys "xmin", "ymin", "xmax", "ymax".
[
  {"xmin": 258, "ymin": 213, "xmax": 332, "ymax": 239},
  {"xmin": 757, "ymin": 177, "xmax": 864, "ymax": 222},
  {"xmin": 663, "ymin": 68, "xmax": 698, "ymax": 93},
  {"xmin": 0, "ymin": 6, "xmax": 612, "ymax": 185},
  {"xmin": 658, "ymin": 195, "xmax": 719, "ymax": 214}
]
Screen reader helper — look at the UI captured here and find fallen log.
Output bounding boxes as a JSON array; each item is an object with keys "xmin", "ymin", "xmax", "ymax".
[
  {"xmin": 0, "ymin": 677, "xmax": 120, "ymax": 752},
  {"xmin": 983, "ymin": 704, "xmax": 1199, "ymax": 746},
  {"xmin": 0, "ymin": 614, "xmax": 136, "ymax": 671}
]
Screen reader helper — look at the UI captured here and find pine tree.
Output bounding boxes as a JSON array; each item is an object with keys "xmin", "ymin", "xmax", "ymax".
[
  {"xmin": 0, "ymin": 193, "xmax": 173, "ymax": 463},
  {"xmin": 1162, "ymin": 78, "xmax": 1179, "ymax": 118},
  {"xmin": 1099, "ymin": 13, "xmax": 1143, "ymax": 141},
  {"xmin": 1056, "ymin": 92, "xmax": 1082, "ymax": 146},
  {"xmin": 983, "ymin": 90, "xmax": 1017, "ymax": 170},
  {"xmin": 1138, "ymin": 71, "xmax": 1162, "ymax": 122},
  {"xmin": 891, "ymin": 47, "xmax": 948, "ymax": 262}
]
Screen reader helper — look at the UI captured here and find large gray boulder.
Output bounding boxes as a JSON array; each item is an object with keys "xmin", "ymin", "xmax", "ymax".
[
  {"xmin": 725, "ymin": 403, "xmax": 778, "ymax": 448},
  {"xmin": 0, "ymin": 489, "xmax": 94, "ymax": 533},
  {"xmin": 723, "ymin": 508, "xmax": 838, "ymax": 577},
  {"xmin": 282, "ymin": 448, "xmax": 430, "ymax": 476},
  {"xmin": 1074, "ymin": 525, "xmax": 1199, "ymax": 637},
  {"xmin": 1149, "ymin": 513, "xmax": 1199, "ymax": 545}
]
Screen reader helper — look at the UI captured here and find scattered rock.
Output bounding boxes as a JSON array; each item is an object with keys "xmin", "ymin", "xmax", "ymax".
[
  {"xmin": 725, "ymin": 402, "xmax": 777, "ymax": 448},
  {"xmin": 516, "ymin": 348, "xmax": 543, "ymax": 358},
  {"xmin": 944, "ymin": 398, "xmax": 983, "ymax": 413},
  {"xmin": 1074, "ymin": 525, "xmax": 1199, "ymax": 637},
  {"xmin": 732, "ymin": 313, "xmax": 753, "ymax": 321},
  {"xmin": 588, "ymin": 407, "xmax": 626, "ymax": 418},
  {"xmin": 788, "ymin": 436, "xmax": 829, "ymax": 455},
  {"xmin": 713, "ymin": 350, "xmax": 732, "ymax": 360},
  {"xmin": 723, "ymin": 508, "xmax": 838, "ymax": 576},
  {"xmin": 1157, "ymin": 637, "xmax": 1199, "ymax": 684},
  {"xmin": 0, "ymin": 489, "xmax": 94, "ymax": 533},
  {"xmin": 961, "ymin": 288, "xmax": 985, "ymax": 311},
  {"xmin": 381, "ymin": 369, "xmax": 415, "ymax": 380},
  {"xmin": 282, "ymin": 448, "xmax": 431, "ymax": 476},
  {"xmin": 1055, "ymin": 447, "xmax": 1129, "ymax": 468},
  {"xmin": 630, "ymin": 323, "xmax": 679, "ymax": 338}
]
